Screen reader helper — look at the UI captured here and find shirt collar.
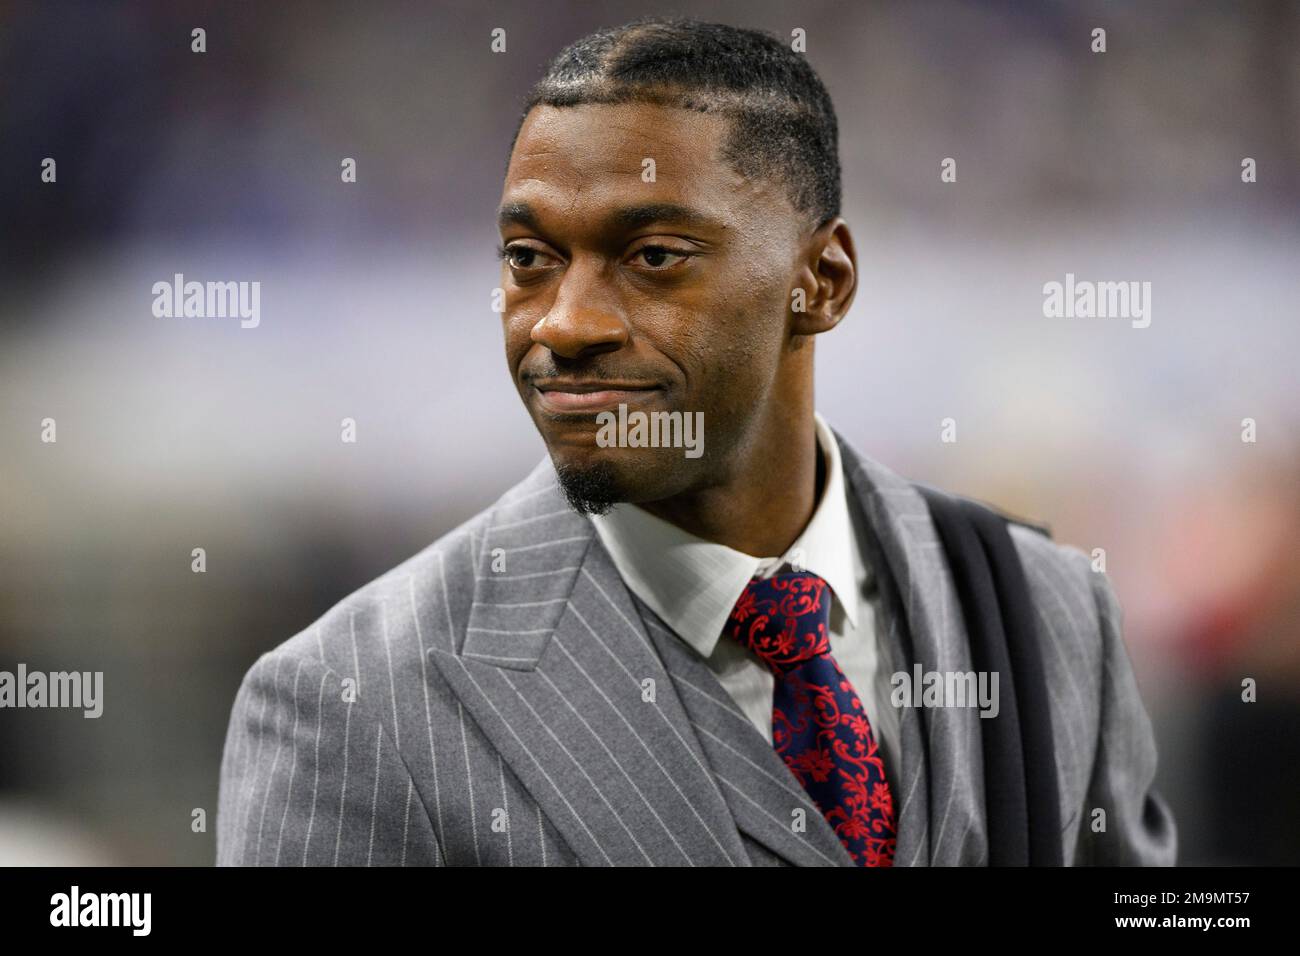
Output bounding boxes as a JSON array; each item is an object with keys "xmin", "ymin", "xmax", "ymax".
[{"xmin": 589, "ymin": 411, "xmax": 861, "ymax": 660}]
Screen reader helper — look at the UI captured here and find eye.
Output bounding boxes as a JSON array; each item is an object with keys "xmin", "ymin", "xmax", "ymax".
[
  {"xmin": 629, "ymin": 244, "xmax": 693, "ymax": 270},
  {"xmin": 499, "ymin": 243, "xmax": 555, "ymax": 272}
]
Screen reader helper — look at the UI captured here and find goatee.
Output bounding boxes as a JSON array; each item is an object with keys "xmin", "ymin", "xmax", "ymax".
[{"xmin": 553, "ymin": 459, "xmax": 624, "ymax": 516}]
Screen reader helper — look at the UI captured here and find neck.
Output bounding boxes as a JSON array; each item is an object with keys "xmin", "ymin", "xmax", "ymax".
[{"xmin": 639, "ymin": 395, "xmax": 823, "ymax": 558}]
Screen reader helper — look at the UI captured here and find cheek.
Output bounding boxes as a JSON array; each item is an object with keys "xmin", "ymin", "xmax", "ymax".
[
  {"xmin": 671, "ymin": 291, "xmax": 788, "ymax": 410},
  {"xmin": 699, "ymin": 280, "xmax": 789, "ymax": 368},
  {"xmin": 502, "ymin": 311, "xmax": 537, "ymax": 374},
  {"xmin": 500, "ymin": 267, "xmax": 546, "ymax": 367}
]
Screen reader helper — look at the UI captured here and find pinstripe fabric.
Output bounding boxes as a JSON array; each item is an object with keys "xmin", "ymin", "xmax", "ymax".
[
  {"xmin": 636, "ymin": 602, "xmax": 854, "ymax": 866},
  {"xmin": 215, "ymin": 428, "xmax": 1176, "ymax": 866}
]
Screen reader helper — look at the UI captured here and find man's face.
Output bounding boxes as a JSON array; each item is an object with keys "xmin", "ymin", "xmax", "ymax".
[{"xmin": 498, "ymin": 101, "xmax": 808, "ymax": 510}]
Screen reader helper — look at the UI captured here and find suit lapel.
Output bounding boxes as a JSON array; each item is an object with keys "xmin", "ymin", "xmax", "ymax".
[
  {"xmin": 835, "ymin": 431, "xmax": 989, "ymax": 866},
  {"xmin": 634, "ymin": 595, "xmax": 855, "ymax": 866},
  {"xmin": 426, "ymin": 466, "xmax": 749, "ymax": 867}
]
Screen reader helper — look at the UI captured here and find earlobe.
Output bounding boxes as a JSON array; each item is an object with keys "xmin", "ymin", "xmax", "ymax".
[{"xmin": 789, "ymin": 280, "xmax": 841, "ymax": 336}]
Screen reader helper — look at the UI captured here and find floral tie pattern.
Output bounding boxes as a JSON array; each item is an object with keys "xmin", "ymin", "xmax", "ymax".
[{"xmin": 723, "ymin": 572, "xmax": 896, "ymax": 866}]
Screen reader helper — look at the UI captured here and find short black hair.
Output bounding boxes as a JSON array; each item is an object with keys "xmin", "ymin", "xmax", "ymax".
[{"xmin": 510, "ymin": 16, "xmax": 841, "ymax": 229}]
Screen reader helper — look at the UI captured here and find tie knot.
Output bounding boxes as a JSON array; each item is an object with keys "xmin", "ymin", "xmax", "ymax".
[{"xmin": 723, "ymin": 572, "xmax": 832, "ymax": 673}]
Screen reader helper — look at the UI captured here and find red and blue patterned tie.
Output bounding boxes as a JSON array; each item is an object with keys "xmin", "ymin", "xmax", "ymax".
[{"xmin": 723, "ymin": 572, "xmax": 897, "ymax": 866}]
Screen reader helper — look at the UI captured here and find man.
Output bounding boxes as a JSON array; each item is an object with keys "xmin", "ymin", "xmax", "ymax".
[{"xmin": 216, "ymin": 17, "xmax": 1177, "ymax": 867}]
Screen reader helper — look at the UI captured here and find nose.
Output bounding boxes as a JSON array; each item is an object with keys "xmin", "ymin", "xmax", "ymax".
[{"xmin": 530, "ymin": 260, "xmax": 629, "ymax": 360}]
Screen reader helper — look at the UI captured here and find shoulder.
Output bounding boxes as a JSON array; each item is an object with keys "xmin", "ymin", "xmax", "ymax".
[
  {"xmin": 1006, "ymin": 522, "xmax": 1116, "ymax": 692},
  {"xmin": 907, "ymin": 469, "xmax": 1115, "ymax": 675},
  {"xmin": 1008, "ymin": 523, "xmax": 1110, "ymax": 634}
]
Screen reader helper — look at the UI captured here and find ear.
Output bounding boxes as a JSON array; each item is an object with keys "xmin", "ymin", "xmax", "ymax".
[{"xmin": 790, "ymin": 217, "xmax": 857, "ymax": 336}]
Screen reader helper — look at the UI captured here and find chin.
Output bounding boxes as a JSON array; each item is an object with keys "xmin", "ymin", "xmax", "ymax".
[{"xmin": 547, "ymin": 445, "xmax": 687, "ymax": 516}]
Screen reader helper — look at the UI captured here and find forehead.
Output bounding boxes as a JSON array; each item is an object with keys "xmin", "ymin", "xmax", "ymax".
[{"xmin": 500, "ymin": 102, "xmax": 785, "ymax": 231}]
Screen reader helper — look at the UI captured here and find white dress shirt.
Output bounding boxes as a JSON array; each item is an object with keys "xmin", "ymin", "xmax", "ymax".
[{"xmin": 589, "ymin": 411, "xmax": 900, "ymax": 785}]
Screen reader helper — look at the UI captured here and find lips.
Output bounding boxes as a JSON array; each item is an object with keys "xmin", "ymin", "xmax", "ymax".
[{"xmin": 532, "ymin": 381, "xmax": 661, "ymax": 414}]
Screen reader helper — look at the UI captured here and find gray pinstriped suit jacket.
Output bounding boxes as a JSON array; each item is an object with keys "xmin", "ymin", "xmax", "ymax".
[{"xmin": 216, "ymin": 429, "xmax": 1177, "ymax": 866}]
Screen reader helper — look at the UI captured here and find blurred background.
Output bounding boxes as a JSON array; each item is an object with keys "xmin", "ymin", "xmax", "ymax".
[{"xmin": 1, "ymin": 0, "xmax": 1297, "ymax": 865}]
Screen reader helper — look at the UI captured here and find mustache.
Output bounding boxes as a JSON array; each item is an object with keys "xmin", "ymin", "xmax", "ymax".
[{"xmin": 519, "ymin": 363, "xmax": 664, "ymax": 388}]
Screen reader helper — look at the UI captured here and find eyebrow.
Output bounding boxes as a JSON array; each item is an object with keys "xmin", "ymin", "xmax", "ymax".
[{"xmin": 497, "ymin": 201, "xmax": 717, "ymax": 233}]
